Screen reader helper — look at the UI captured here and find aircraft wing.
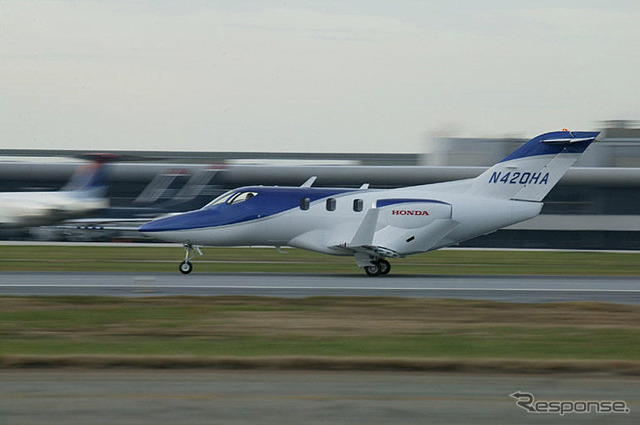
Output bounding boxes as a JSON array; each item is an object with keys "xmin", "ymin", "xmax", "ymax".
[
  {"xmin": 331, "ymin": 199, "xmax": 460, "ymax": 262},
  {"xmin": 55, "ymin": 217, "xmax": 159, "ymax": 233}
]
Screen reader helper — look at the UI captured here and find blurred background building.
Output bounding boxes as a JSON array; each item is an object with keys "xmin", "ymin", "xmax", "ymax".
[
  {"xmin": 424, "ymin": 120, "xmax": 640, "ymax": 168},
  {"xmin": 1, "ymin": 121, "xmax": 639, "ymax": 249}
]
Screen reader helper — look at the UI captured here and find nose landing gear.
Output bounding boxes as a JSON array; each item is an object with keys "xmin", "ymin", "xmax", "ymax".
[
  {"xmin": 179, "ymin": 260, "xmax": 193, "ymax": 274},
  {"xmin": 179, "ymin": 243, "xmax": 202, "ymax": 274}
]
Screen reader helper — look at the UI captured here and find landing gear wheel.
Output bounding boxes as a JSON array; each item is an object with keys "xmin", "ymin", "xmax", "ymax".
[
  {"xmin": 378, "ymin": 259, "xmax": 391, "ymax": 275},
  {"xmin": 365, "ymin": 263, "xmax": 381, "ymax": 277},
  {"xmin": 179, "ymin": 243, "xmax": 202, "ymax": 274},
  {"xmin": 179, "ymin": 260, "xmax": 193, "ymax": 274}
]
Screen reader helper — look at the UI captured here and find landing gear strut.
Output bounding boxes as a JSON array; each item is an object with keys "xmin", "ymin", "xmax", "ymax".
[
  {"xmin": 180, "ymin": 243, "xmax": 202, "ymax": 274},
  {"xmin": 364, "ymin": 259, "xmax": 391, "ymax": 277}
]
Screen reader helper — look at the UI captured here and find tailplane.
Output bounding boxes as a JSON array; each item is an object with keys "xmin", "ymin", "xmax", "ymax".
[{"xmin": 469, "ymin": 130, "xmax": 599, "ymax": 202}]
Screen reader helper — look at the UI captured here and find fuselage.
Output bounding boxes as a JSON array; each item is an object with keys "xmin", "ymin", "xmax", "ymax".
[
  {"xmin": 139, "ymin": 182, "xmax": 542, "ymax": 256},
  {"xmin": 0, "ymin": 190, "xmax": 108, "ymax": 228}
]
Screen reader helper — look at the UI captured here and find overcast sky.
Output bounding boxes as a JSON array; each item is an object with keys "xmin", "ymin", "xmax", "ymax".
[{"xmin": 2, "ymin": 1, "xmax": 639, "ymax": 153}]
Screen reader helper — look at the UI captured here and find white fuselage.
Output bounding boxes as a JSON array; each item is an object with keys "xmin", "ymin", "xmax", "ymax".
[
  {"xmin": 0, "ymin": 190, "xmax": 108, "ymax": 228},
  {"xmin": 142, "ymin": 180, "xmax": 542, "ymax": 256}
]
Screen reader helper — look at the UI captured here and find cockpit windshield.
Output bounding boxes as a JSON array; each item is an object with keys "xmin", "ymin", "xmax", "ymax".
[
  {"xmin": 205, "ymin": 191, "xmax": 258, "ymax": 208},
  {"xmin": 228, "ymin": 192, "xmax": 257, "ymax": 204},
  {"xmin": 205, "ymin": 191, "xmax": 236, "ymax": 207}
]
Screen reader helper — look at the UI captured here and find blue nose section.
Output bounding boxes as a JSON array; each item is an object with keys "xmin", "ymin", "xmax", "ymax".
[{"xmin": 139, "ymin": 209, "xmax": 218, "ymax": 233}]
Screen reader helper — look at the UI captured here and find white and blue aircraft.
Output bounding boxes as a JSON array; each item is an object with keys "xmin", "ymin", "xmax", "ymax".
[{"xmin": 140, "ymin": 130, "xmax": 598, "ymax": 276}]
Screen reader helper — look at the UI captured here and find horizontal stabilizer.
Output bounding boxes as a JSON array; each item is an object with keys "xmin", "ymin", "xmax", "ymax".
[{"xmin": 542, "ymin": 137, "xmax": 593, "ymax": 144}]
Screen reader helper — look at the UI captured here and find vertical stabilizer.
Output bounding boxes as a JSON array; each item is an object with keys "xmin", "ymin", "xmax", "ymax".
[
  {"xmin": 63, "ymin": 155, "xmax": 113, "ymax": 197},
  {"xmin": 469, "ymin": 131, "xmax": 599, "ymax": 202}
]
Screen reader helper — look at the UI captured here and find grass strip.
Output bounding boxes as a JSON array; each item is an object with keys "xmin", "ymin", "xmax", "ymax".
[
  {"xmin": 0, "ymin": 245, "xmax": 638, "ymax": 274},
  {"xmin": 2, "ymin": 296, "xmax": 640, "ymax": 368}
]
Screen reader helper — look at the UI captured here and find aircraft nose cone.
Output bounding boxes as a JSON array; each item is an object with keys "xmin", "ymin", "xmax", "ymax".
[
  {"xmin": 139, "ymin": 213, "xmax": 190, "ymax": 233},
  {"xmin": 138, "ymin": 218, "xmax": 167, "ymax": 233},
  {"xmin": 139, "ymin": 209, "xmax": 218, "ymax": 233}
]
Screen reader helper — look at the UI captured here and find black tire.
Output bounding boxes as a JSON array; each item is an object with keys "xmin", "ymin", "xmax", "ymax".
[
  {"xmin": 179, "ymin": 260, "xmax": 193, "ymax": 274},
  {"xmin": 379, "ymin": 259, "xmax": 391, "ymax": 275},
  {"xmin": 365, "ymin": 264, "xmax": 381, "ymax": 277}
]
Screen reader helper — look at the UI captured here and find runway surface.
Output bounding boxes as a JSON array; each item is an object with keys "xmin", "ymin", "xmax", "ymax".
[
  {"xmin": 2, "ymin": 370, "xmax": 638, "ymax": 425},
  {"xmin": 1, "ymin": 272, "xmax": 639, "ymax": 303}
]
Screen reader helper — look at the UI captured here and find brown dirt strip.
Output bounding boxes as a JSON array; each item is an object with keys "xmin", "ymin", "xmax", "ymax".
[{"xmin": 3, "ymin": 355, "xmax": 640, "ymax": 375}]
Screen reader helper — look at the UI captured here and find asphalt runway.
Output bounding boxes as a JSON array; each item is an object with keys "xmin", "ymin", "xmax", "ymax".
[
  {"xmin": 2, "ymin": 370, "xmax": 638, "ymax": 425},
  {"xmin": 1, "ymin": 272, "xmax": 639, "ymax": 303}
]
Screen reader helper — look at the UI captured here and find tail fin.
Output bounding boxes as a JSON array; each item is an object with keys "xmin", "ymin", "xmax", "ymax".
[
  {"xmin": 469, "ymin": 130, "xmax": 599, "ymax": 202},
  {"xmin": 63, "ymin": 161, "xmax": 108, "ymax": 196}
]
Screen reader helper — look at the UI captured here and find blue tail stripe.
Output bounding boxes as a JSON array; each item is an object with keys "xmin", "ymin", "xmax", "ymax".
[{"xmin": 499, "ymin": 131, "xmax": 599, "ymax": 163}]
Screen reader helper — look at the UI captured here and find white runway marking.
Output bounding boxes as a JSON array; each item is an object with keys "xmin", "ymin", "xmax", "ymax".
[{"xmin": 1, "ymin": 272, "xmax": 639, "ymax": 303}]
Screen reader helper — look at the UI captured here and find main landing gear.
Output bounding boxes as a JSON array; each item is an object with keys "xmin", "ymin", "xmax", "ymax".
[
  {"xmin": 364, "ymin": 259, "xmax": 391, "ymax": 277},
  {"xmin": 179, "ymin": 243, "xmax": 202, "ymax": 275}
]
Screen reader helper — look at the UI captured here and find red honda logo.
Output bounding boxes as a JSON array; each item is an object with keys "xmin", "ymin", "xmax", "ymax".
[{"xmin": 392, "ymin": 210, "xmax": 429, "ymax": 216}]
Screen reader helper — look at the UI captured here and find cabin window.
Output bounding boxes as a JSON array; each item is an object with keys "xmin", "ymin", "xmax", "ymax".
[
  {"xmin": 326, "ymin": 198, "xmax": 336, "ymax": 211},
  {"xmin": 353, "ymin": 199, "xmax": 363, "ymax": 212},
  {"xmin": 300, "ymin": 197, "xmax": 310, "ymax": 210},
  {"xmin": 228, "ymin": 191, "xmax": 257, "ymax": 205}
]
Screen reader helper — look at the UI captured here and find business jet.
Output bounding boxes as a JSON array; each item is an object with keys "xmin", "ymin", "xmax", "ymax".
[
  {"xmin": 139, "ymin": 130, "xmax": 598, "ymax": 276},
  {"xmin": 0, "ymin": 156, "xmax": 110, "ymax": 228}
]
